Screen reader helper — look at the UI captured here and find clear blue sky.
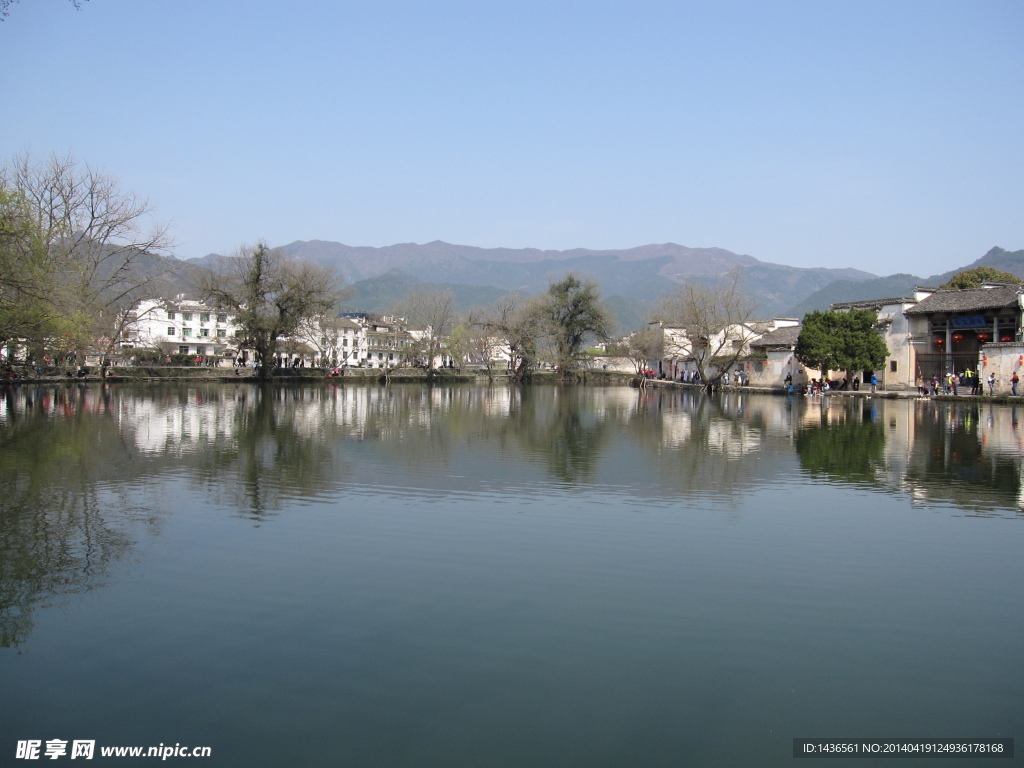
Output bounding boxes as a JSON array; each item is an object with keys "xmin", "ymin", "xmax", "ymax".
[{"xmin": 2, "ymin": 0, "xmax": 1021, "ymax": 277}]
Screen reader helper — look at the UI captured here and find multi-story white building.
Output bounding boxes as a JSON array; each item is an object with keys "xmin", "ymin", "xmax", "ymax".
[
  {"xmin": 292, "ymin": 316, "xmax": 366, "ymax": 367},
  {"xmin": 118, "ymin": 298, "xmax": 239, "ymax": 360}
]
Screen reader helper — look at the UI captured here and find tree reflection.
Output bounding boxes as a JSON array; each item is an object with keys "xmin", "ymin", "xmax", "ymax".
[
  {"xmin": 0, "ymin": 386, "xmax": 137, "ymax": 647},
  {"xmin": 795, "ymin": 400, "xmax": 886, "ymax": 485},
  {"xmin": 4, "ymin": 382, "xmax": 1024, "ymax": 648},
  {"xmin": 510, "ymin": 385, "xmax": 611, "ymax": 483},
  {"xmin": 193, "ymin": 385, "xmax": 346, "ymax": 520}
]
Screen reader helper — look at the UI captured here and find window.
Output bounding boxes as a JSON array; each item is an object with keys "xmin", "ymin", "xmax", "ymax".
[
  {"xmin": 217, "ymin": 314, "xmax": 227, "ymax": 323},
  {"xmin": 200, "ymin": 329, "xmax": 209, "ymax": 337},
  {"xmin": 342, "ymin": 338, "xmax": 348, "ymax": 346},
  {"xmin": 167, "ymin": 311, "xmax": 175, "ymax": 320},
  {"xmin": 183, "ymin": 328, "xmax": 193, "ymax": 337},
  {"xmin": 217, "ymin": 329, "xmax": 226, "ymax": 337},
  {"xmin": 200, "ymin": 313, "xmax": 210, "ymax": 323},
  {"xmin": 178, "ymin": 345, "xmax": 189, "ymax": 354},
  {"xmin": 890, "ymin": 360, "xmax": 898, "ymax": 373},
  {"xmin": 182, "ymin": 312, "xmax": 192, "ymax": 321}
]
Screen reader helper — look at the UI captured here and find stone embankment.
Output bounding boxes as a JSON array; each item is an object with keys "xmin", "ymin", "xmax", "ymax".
[{"xmin": 3, "ymin": 365, "xmax": 1021, "ymax": 401}]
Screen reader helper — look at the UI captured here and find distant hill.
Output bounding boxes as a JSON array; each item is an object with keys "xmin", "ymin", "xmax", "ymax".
[
  {"xmin": 345, "ymin": 270, "xmax": 508, "ymax": 316},
  {"xmin": 785, "ymin": 273, "xmax": 925, "ymax": 317},
  {"xmin": 192, "ymin": 240, "xmax": 876, "ymax": 321},
  {"xmin": 926, "ymin": 246, "xmax": 1024, "ymax": 287},
  {"xmin": 784, "ymin": 246, "xmax": 1024, "ymax": 316}
]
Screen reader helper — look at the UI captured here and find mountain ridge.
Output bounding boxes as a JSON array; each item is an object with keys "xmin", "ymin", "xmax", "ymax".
[{"xmin": 190, "ymin": 240, "xmax": 875, "ymax": 320}]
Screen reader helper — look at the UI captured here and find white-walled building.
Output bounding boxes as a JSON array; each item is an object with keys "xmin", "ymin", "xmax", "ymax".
[{"xmin": 118, "ymin": 298, "xmax": 239, "ymax": 360}]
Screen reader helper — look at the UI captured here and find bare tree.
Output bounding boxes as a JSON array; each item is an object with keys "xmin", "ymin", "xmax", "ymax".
[
  {"xmin": 402, "ymin": 287, "xmax": 456, "ymax": 372},
  {"xmin": 1, "ymin": 0, "xmax": 87, "ymax": 20},
  {"xmin": 294, "ymin": 314, "xmax": 344, "ymax": 368},
  {"xmin": 470, "ymin": 293, "xmax": 544, "ymax": 382},
  {"xmin": 1, "ymin": 153, "xmax": 172, "ymax": 362},
  {"xmin": 656, "ymin": 272, "xmax": 758, "ymax": 390},
  {"xmin": 609, "ymin": 325, "xmax": 664, "ymax": 385},
  {"xmin": 198, "ymin": 242, "xmax": 340, "ymax": 379}
]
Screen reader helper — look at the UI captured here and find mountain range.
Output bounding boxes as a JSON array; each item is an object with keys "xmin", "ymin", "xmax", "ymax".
[
  {"xmin": 786, "ymin": 247, "xmax": 1024, "ymax": 317},
  {"xmin": 176, "ymin": 241, "xmax": 1023, "ymax": 334}
]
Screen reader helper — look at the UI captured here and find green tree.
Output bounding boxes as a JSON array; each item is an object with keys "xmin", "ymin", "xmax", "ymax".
[
  {"xmin": 199, "ymin": 242, "xmax": 340, "ymax": 379},
  {"xmin": 0, "ymin": 188, "xmax": 53, "ymax": 349},
  {"xmin": 536, "ymin": 274, "xmax": 613, "ymax": 380},
  {"xmin": 795, "ymin": 309, "xmax": 888, "ymax": 377},
  {"xmin": 940, "ymin": 266, "xmax": 1022, "ymax": 289},
  {"xmin": 0, "ymin": 153, "xmax": 172, "ymax": 363}
]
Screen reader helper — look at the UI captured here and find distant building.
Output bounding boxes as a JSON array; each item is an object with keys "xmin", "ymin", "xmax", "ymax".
[
  {"xmin": 119, "ymin": 298, "xmax": 239, "ymax": 359},
  {"xmin": 904, "ymin": 283, "xmax": 1024, "ymax": 382},
  {"xmin": 829, "ymin": 291, "xmax": 929, "ymax": 390}
]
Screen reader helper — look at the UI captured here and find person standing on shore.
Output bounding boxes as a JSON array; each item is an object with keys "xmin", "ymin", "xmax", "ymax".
[
  {"xmin": 870, "ymin": 373, "xmax": 878, "ymax": 394},
  {"xmin": 1012, "ymin": 372, "xmax": 1019, "ymax": 396},
  {"xmin": 988, "ymin": 373, "xmax": 996, "ymax": 396}
]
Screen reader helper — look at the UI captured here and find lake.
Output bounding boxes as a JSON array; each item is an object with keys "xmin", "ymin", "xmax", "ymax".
[{"xmin": 1, "ymin": 382, "xmax": 1021, "ymax": 766}]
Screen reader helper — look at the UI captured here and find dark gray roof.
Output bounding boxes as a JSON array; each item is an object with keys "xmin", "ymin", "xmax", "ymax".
[
  {"xmin": 830, "ymin": 296, "xmax": 917, "ymax": 310},
  {"xmin": 751, "ymin": 325, "xmax": 801, "ymax": 348},
  {"xmin": 905, "ymin": 285, "xmax": 1024, "ymax": 315}
]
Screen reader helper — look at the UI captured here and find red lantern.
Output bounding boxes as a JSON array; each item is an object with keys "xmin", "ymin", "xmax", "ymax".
[
  {"xmin": 934, "ymin": 337, "xmax": 945, "ymax": 347},
  {"xmin": 952, "ymin": 333, "xmax": 964, "ymax": 342},
  {"xmin": 977, "ymin": 333, "xmax": 990, "ymax": 342},
  {"xmin": 1003, "ymin": 336, "xmax": 1014, "ymax": 343}
]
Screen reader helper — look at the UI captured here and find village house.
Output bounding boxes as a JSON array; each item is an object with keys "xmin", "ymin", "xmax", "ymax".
[
  {"xmin": 118, "ymin": 298, "xmax": 239, "ymax": 362},
  {"xmin": 746, "ymin": 323, "xmax": 804, "ymax": 388},
  {"xmin": 827, "ymin": 291, "xmax": 930, "ymax": 390},
  {"xmin": 904, "ymin": 282, "xmax": 1024, "ymax": 391},
  {"xmin": 749, "ymin": 283, "xmax": 1024, "ymax": 393},
  {"xmin": 657, "ymin": 318, "xmax": 800, "ymax": 383}
]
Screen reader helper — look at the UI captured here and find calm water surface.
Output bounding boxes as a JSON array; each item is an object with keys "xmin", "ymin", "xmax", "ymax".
[{"xmin": 1, "ymin": 383, "xmax": 1022, "ymax": 767}]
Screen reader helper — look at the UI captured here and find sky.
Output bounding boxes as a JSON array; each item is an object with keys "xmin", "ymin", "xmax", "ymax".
[{"xmin": 1, "ymin": 0, "xmax": 1022, "ymax": 277}]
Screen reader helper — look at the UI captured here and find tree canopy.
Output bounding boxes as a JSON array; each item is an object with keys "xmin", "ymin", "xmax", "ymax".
[
  {"xmin": 536, "ymin": 274, "xmax": 613, "ymax": 379},
  {"xmin": 469, "ymin": 293, "xmax": 543, "ymax": 382},
  {"xmin": 198, "ymin": 242, "xmax": 340, "ymax": 379},
  {"xmin": 939, "ymin": 266, "xmax": 1022, "ymax": 289},
  {"xmin": 0, "ymin": 152, "xmax": 171, "ymax": 361},
  {"xmin": 795, "ymin": 309, "xmax": 888, "ymax": 375}
]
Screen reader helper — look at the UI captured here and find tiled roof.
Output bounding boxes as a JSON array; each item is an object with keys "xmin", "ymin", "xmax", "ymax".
[
  {"xmin": 905, "ymin": 285, "xmax": 1024, "ymax": 314},
  {"xmin": 830, "ymin": 296, "xmax": 917, "ymax": 310},
  {"xmin": 751, "ymin": 325, "xmax": 801, "ymax": 348}
]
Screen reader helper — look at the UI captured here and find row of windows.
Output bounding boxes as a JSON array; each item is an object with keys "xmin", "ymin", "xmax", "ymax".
[
  {"xmin": 167, "ymin": 311, "xmax": 228, "ymax": 323},
  {"xmin": 167, "ymin": 328, "xmax": 228, "ymax": 337}
]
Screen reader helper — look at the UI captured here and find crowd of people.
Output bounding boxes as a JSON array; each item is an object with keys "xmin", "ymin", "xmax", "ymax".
[{"xmin": 918, "ymin": 370, "xmax": 1019, "ymax": 397}]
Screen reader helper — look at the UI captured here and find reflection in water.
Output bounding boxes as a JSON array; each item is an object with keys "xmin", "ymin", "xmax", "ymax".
[
  {"xmin": 796, "ymin": 399, "xmax": 886, "ymax": 486},
  {"xmin": 0, "ymin": 385, "xmax": 137, "ymax": 647},
  {"xmin": 2, "ymin": 383, "xmax": 1024, "ymax": 646},
  {"xmin": 904, "ymin": 400, "xmax": 1024, "ymax": 513}
]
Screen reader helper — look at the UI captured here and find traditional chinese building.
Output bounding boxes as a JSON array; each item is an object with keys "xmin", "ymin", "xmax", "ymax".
[{"xmin": 905, "ymin": 283, "xmax": 1024, "ymax": 381}]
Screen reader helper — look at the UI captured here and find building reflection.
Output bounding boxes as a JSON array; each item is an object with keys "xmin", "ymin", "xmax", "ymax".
[{"xmin": 2, "ymin": 382, "xmax": 1023, "ymax": 646}]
